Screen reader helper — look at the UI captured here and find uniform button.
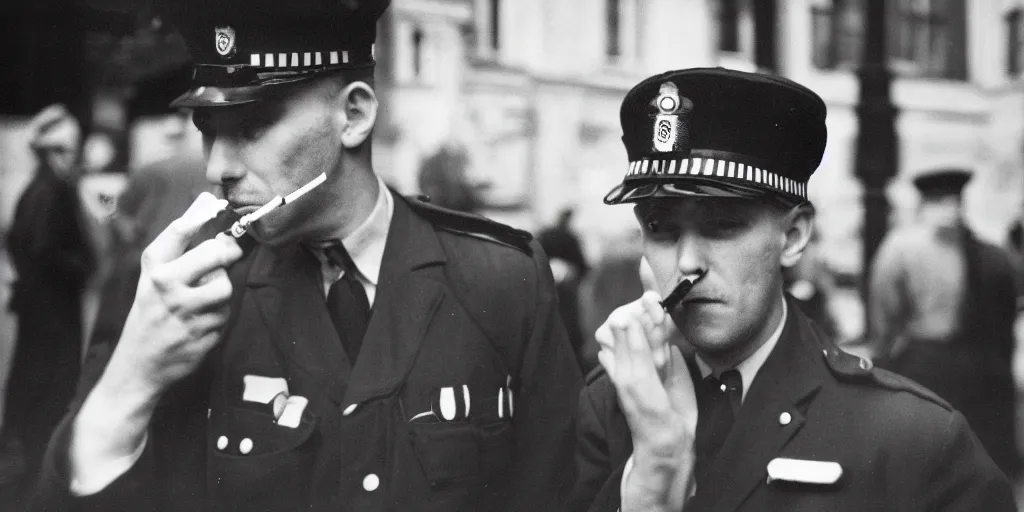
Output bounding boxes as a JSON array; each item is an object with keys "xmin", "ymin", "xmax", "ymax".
[
  {"xmin": 239, "ymin": 438, "xmax": 253, "ymax": 455},
  {"xmin": 363, "ymin": 473, "xmax": 380, "ymax": 492},
  {"xmin": 779, "ymin": 412, "xmax": 792, "ymax": 426},
  {"xmin": 216, "ymin": 436, "xmax": 228, "ymax": 450},
  {"xmin": 343, "ymin": 404, "xmax": 358, "ymax": 416},
  {"xmin": 719, "ymin": 384, "xmax": 727, "ymax": 392}
]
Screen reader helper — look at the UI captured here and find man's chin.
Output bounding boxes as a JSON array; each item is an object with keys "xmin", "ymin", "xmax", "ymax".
[{"xmin": 244, "ymin": 225, "xmax": 289, "ymax": 247}]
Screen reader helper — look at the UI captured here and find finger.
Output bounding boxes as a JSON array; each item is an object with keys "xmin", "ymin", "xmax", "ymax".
[
  {"xmin": 163, "ymin": 271, "xmax": 234, "ymax": 313},
  {"xmin": 596, "ymin": 299, "xmax": 643, "ymax": 353},
  {"xmin": 595, "ymin": 321, "xmax": 614, "ymax": 353},
  {"xmin": 182, "ymin": 308, "xmax": 233, "ymax": 338},
  {"xmin": 610, "ymin": 323, "xmax": 635, "ymax": 381},
  {"xmin": 664, "ymin": 345, "xmax": 698, "ymax": 431},
  {"xmin": 144, "ymin": 193, "xmax": 228, "ymax": 266},
  {"xmin": 159, "ymin": 235, "xmax": 243, "ymax": 286},
  {"xmin": 638, "ymin": 292, "xmax": 670, "ymax": 371},
  {"xmin": 640, "ymin": 291, "xmax": 667, "ymax": 328},
  {"xmin": 597, "ymin": 349, "xmax": 616, "ymax": 381}
]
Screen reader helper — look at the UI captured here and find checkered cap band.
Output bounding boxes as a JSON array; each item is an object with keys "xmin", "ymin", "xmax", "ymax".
[{"xmin": 624, "ymin": 156, "xmax": 807, "ymax": 200}]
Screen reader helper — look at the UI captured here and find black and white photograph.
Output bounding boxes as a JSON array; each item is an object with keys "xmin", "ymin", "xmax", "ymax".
[{"xmin": 1, "ymin": 0, "xmax": 1023, "ymax": 510}]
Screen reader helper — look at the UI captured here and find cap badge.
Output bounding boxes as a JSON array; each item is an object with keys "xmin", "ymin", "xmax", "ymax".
[
  {"xmin": 214, "ymin": 26, "xmax": 237, "ymax": 58},
  {"xmin": 650, "ymin": 82, "xmax": 693, "ymax": 154}
]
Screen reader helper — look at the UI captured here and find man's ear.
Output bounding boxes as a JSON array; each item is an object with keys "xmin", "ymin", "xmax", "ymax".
[
  {"xmin": 780, "ymin": 203, "xmax": 815, "ymax": 268},
  {"xmin": 337, "ymin": 81, "xmax": 377, "ymax": 149}
]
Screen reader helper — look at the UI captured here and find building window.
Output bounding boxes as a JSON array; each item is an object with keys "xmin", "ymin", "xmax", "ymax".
[
  {"xmin": 489, "ymin": 0, "xmax": 501, "ymax": 53},
  {"xmin": 891, "ymin": 0, "xmax": 966, "ymax": 78},
  {"xmin": 718, "ymin": 0, "xmax": 741, "ymax": 53},
  {"xmin": 394, "ymin": 19, "xmax": 433, "ymax": 85},
  {"xmin": 811, "ymin": 0, "xmax": 864, "ymax": 70},
  {"xmin": 810, "ymin": 0, "xmax": 965, "ymax": 80},
  {"xmin": 605, "ymin": 0, "xmax": 639, "ymax": 66},
  {"xmin": 606, "ymin": 0, "xmax": 621, "ymax": 58},
  {"xmin": 412, "ymin": 26, "xmax": 425, "ymax": 77},
  {"xmin": 1007, "ymin": 9, "xmax": 1022, "ymax": 76}
]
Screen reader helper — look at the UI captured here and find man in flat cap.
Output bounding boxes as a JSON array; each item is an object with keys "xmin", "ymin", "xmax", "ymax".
[
  {"xmin": 868, "ymin": 168, "xmax": 1021, "ymax": 479},
  {"xmin": 567, "ymin": 68, "xmax": 1014, "ymax": 512},
  {"xmin": 30, "ymin": 1, "xmax": 580, "ymax": 511}
]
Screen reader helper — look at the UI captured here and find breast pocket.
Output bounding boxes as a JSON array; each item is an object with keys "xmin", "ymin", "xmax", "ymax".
[
  {"xmin": 409, "ymin": 419, "xmax": 513, "ymax": 490},
  {"xmin": 207, "ymin": 406, "xmax": 320, "ymax": 511}
]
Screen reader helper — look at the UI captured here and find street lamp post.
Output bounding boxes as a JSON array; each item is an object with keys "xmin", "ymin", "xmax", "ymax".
[{"xmin": 854, "ymin": 0, "xmax": 898, "ymax": 327}]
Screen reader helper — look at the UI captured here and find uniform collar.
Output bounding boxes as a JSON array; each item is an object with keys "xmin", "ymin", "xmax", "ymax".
[
  {"xmin": 695, "ymin": 296, "xmax": 787, "ymax": 402},
  {"xmin": 313, "ymin": 175, "xmax": 393, "ymax": 286}
]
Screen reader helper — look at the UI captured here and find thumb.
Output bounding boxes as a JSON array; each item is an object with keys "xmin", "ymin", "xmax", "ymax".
[
  {"xmin": 664, "ymin": 345, "xmax": 697, "ymax": 432},
  {"xmin": 143, "ymin": 192, "xmax": 228, "ymax": 266}
]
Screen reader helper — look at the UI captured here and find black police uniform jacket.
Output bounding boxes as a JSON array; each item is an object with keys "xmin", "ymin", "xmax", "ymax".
[
  {"xmin": 30, "ymin": 195, "xmax": 582, "ymax": 512},
  {"xmin": 567, "ymin": 299, "xmax": 1015, "ymax": 512}
]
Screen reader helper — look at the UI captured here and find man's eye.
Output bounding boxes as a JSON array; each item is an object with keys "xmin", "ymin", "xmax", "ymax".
[
  {"xmin": 240, "ymin": 118, "xmax": 270, "ymax": 141},
  {"xmin": 703, "ymin": 217, "xmax": 745, "ymax": 234},
  {"xmin": 645, "ymin": 217, "xmax": 679, "ymax": 237}
]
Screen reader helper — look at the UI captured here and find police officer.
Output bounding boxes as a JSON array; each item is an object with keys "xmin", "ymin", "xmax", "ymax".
[
  {"xmin": 567, "ymin": 68, "xmax": 1014, "ymax": 511},
  {"xmin": 869, "ymin": 168, "xmax": 1021, "ymax": 478},
  {"xmin": 30, "ymin": 2, "xmax": 580, "ymax": 511}
]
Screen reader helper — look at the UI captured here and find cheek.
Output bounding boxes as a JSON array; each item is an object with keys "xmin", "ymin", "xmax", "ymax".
[{"xmin": 723, "ymin": 237, "xmax": 782, "ymax": 302}]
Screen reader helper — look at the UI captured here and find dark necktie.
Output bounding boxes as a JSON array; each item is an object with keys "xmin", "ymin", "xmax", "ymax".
[
  {"xmin": 324, "ymin": 243, "xmax": 371, "ymax": 362},
  {"xmin": 694, "ymin": 369, "xmax": 742, "ymax": 485}
]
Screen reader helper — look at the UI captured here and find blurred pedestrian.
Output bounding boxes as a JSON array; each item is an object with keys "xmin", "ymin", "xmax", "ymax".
[
  {"xmin": 538, "ymin": 208, "xmax": 590, "ymax": 370},
  {"xmin": 88, "ymin": 63, "xmax": 210, "ymax": 362},
  {"xmin": 4, "ymin": 104, "xmax": 94, "ymax": 483},
  {"xmin": 576, "ymin": 251, "xmax": 644, "ymax": 374},
  {"xmin": 868, "ymin": 168, "xmax": 1021, "ymax": 477},
  {"xmin": 569, "ymin": 68, "xmax": 1013, "ymax": 512}
]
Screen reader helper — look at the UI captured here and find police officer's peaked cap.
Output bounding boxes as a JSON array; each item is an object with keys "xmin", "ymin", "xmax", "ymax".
[
  {"xmin": 912, "ymin": 168, "xmax": 972, "ymax": 197},
  {"xmin": 162, "ymin": 0, "xmax": 390, "ymax": 108},
  {"xmin": 605, "ymin": 68, "xmax": 827, "ymax": 206}
]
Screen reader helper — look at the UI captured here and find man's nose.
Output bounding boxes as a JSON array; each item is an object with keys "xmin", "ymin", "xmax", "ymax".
[
  {"xmin": 205, "ymin": 137, "xmax": 244, "ymax": 185},
  {"xmin": 675, "ymin": 231, "xmax": 705, "ymax": 278}
]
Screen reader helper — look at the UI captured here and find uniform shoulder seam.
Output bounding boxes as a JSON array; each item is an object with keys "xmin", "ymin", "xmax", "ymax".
[{"xmin": 405, "ymin": 195, "xmax": 533, "ymax": 255}]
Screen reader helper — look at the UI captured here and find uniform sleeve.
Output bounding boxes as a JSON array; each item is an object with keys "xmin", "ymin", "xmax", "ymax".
[
  {"xmin": 501, "ymin": 243, "xmax": 583, "ymax": 512},
  {"xmin": 26, "ymin": 340, "xmax": 160, "ymax": 512},
  {"xmin": 566, "ymin": 384, "xmax": 612, "ymax": 512},
  {"xmin": 867, "ymin": 234, "xmax": 906, "ymax": 361},
  {"xmin": 924, "ymin": 411, "xmax": 1016, "ymax": 511}
]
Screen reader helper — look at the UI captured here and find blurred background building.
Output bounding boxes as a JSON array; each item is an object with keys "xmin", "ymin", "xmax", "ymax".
[
  {"xmin": 3, "ymin": 0, "xmax": 1024, "ymax": 419},
  {"xmin": 373, "ymin": 0, "xmax": 1024, "ymax": 342}
]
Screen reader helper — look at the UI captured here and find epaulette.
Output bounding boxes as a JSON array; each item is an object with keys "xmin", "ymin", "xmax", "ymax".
[
  {"xmin": 406, "ymin": 195, "xmax": 534, "ymax": 255},
  {"xmin": 821, "ymin": 344, "xmax": 952, "ymax": 412},
  {"xmin": 584, "ymin": 365, "xmax": 608, "ymax": 386}
]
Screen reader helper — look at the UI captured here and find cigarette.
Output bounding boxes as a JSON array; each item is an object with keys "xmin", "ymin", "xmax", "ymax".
[
  {"xmin": 659, "ymin": 278, "xmax": 695, "ymax": 311},
  {"xmin": 226, "ymin": 172, "xmax": 327, "ymax": 238}
]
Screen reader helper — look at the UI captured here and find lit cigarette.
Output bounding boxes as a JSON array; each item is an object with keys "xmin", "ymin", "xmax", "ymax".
[{"xmin": 227, "ymin": 172, "xmax": 327, "ymax": 238}]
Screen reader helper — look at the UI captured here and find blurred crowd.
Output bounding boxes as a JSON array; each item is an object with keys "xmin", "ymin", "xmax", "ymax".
[
  {"xmin": 5, "ymin": 75, "xmax": 1024, "ymax": 488},
  {"xmin": 2, "ymin": 3, "xmax": 1024, "ymax": 511}
]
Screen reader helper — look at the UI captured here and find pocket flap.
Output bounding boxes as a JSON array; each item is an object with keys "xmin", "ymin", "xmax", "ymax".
[{"xmin": 410, "ymin": 422, "xmax": 479, "ymax": 487}]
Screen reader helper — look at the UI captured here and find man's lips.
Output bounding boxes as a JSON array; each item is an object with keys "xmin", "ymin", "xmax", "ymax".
[{"xmin": 231, "ymin": 204, "xmax": 260, "ymax": 215}]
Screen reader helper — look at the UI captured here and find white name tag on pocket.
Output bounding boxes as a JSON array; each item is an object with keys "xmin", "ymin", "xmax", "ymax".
[
  {"xmin": 243, "ymin": 375, "xmax": 289, "ymax": 404},
  {"xmin": 766, "ymin": 458, "xmax": 843, "ymax": 485},
  {"xmin": 276, "ymin": 396, "xmax": 309, "ymax": 428}
]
